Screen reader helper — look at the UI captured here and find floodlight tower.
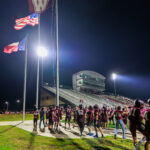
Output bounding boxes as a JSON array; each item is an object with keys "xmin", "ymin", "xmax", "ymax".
[
  {"xmin": 36, "ymin": 46, "xmax": 48, "ymax": 109},
  {"xmin": 16, "ymin": 99, "xmax": 20, "ymax": 111},
  {"xmin": 5, "ymin": 101, "xmax": 8, "ymax": 112},
  {"xmin": 112, "ymin": 73, "xmax": 117, "ymax": 97}
]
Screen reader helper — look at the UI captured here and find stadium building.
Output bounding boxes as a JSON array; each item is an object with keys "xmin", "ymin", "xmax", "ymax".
[
  {"xmin": 72, "ymin": 70, "xmax": 106, "ymax": 94},
  {"xmin": 40, "ymin": 70, "xmax": 134, "ymax": 108}
]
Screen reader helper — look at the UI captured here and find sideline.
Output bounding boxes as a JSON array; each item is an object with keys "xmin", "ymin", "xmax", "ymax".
[{"xmin": 0, "ymin": 120, "xmax": 144, "ymax": 140}]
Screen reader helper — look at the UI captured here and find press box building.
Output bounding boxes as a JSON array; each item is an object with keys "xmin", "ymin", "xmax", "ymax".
[{"xmin": 72, "ymin": 70, "xmax": 106, "ymax": 93}]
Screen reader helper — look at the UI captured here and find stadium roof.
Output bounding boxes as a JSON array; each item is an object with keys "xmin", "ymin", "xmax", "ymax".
[{"xmin": 73, "ymin": 70, "xmax": 106, "ymax": 79}]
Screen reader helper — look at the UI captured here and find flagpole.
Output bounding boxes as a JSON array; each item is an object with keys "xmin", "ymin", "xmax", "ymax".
[
  {"xmin": 41, "ymin": 57, "xmax": 43, "ymax": 86},
  {"xmin": 56, "ymin": 0, "xmax": 59, "ymax": 106},
  {"xmin": 23, "ymin": 36, "xmax": 28, "ymax": 122},
  {"xmin": 36, "ymin": 14, "xmax": 40, "ymax": 109}
]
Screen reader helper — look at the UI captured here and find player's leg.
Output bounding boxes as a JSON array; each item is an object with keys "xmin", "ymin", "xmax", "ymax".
[
  {"xmin": 73, "ymin": 118, "xmax": 76, "ymax": 128},
  {"xmin": 113, "ymin": 116, "xmax": 115, "ymax": 125},
  {"xmin": 65, "ymin": 116, "xmax": 67, "ymax": 129},
  {"xmin": 87, "ymin": 123, "xmax": 92, "ymax": 135},
  {"xmin": 68, "ymin": 116, "xmax": 71, "ymax": 129},
  {"xmin": 97, "ymin": 121, "xmax": 104, "ymax": 138},
  {"xmin": 33, "ymin": 119, "xmax": 35, "ymax": 128},
  {"xmin": 114, "ymin": 120, "xmax": 119, "ymax": 139},
  {"xmin": 109, "ymin": 118, "xmax": 111, "ymax": 125},
  {"xmin": 54, "ymin": 121, "xmax": 58, "ymax": 132},
  {"xmin": 39, "ymin": 118, "xmax": 42, "ymax": 129},
  {"xmin": 120, "ymin": 120, "xmax": 126, "ymax": 139},
  {"xmin": 129, "ymin": 121, "xmax": 137, "ymax": 146},
  {"xmin": 43, "ymin": 118, "xmax": 45, "ymax": 128},
  {"xmin": 94, "ymin": 126, "xmax": 98, "ymax": 138},
  {"xmin": 81, "ymin": 123, "xmax": 84, "ymax": 136}
]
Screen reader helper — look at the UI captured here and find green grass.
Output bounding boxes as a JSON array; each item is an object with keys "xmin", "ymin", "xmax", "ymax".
[
  {"xmin": 0, "ymin": 114, "xmax": 33, "ymax": 121},
  {"xmin": 0, "ymin": 125, "xmax": 145, "ymax": 150}
]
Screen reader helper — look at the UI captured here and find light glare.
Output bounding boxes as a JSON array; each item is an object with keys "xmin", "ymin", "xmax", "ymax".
[
  {"xmin": 37, "ymin": 47, "xmax": 48, "ymax": 57},
  {"xmin": 112, "ymin": 73, "xmax": 117, "ymax": 80}
]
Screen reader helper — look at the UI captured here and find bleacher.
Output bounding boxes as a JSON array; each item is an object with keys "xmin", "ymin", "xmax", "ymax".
[{"xmin": 43, "ymin": 85, "xmax": 134, "ymax": 108}]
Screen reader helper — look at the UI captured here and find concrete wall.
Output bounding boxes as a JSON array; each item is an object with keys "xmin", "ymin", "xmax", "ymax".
[{"xmin": 40, "ymin": 89, "xmax": 65, "ymax": 107}]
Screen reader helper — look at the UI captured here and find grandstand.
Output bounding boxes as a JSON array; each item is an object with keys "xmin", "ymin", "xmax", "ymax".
[
  {"xmin": 40, "ymin": 70, "xmax": 135, "ymax": 108},
  {"xmin": 41, "ymin": 85, "xmax": 134, "ymax": 108}
]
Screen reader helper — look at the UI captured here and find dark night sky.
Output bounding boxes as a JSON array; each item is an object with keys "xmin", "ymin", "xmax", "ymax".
[{"xmin": 0, "ymin": 0, "xmax": 150, "ymax": 110}]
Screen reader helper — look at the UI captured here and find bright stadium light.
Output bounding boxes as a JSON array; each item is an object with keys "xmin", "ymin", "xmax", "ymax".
[
  {"xmin": 16, "ymin": 99, "xmax": 20, "ymax": 103},
  {"xmin": 5, "ymin": 101, "xmax": 8, "ymax": 112},
  {"xmin": 111, "ymin": 73, "xmax": 117, "ymax": 97},
  {"xmin": 112, "ymin": 73, "xmax": 117, "ymax": 80},
  {"xmin": 37, "ymin": 46, "xmax": 48, "ymax": 57}
]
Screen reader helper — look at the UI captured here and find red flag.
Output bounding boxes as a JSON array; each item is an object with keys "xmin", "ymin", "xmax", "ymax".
[
  {"xmin": 28, "ymin": 0, "xmax": 53, "ymax": 14},
  {"xmin": 3, "ymin": 42, "xmax": 19, "ymax": 54},
  {"xmin": 3, "ymin": 38, "xmax": 26, "ymax": 54}
]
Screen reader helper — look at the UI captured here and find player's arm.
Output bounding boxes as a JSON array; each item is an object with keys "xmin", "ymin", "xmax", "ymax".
[{"xmin": 109, "ymin": 111, "xmax": 114, "ymax": 118}]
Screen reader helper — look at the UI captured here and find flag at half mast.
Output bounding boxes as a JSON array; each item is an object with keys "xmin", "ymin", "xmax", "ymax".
[{"xmin": 14, "ymin": 13, "xmax": 39, "ymax": 30}]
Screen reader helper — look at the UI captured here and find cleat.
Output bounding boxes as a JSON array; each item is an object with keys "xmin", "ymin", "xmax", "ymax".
[
  {"xmin": 86, "ymin": 133, "xmax": 90, "ymax": 135},
  {"xmin": 94, "ymin": 134, "xmax": 98, "ymax": 138}
]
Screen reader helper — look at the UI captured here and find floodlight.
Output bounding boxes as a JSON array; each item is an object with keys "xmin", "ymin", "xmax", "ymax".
[
  {"xmin": 37, "ymin": 46, "xmax": 48, "ymax": 57},
  {"xmin": 112, "ymin": 73, "xmax": 117, "ymax": 80},
  {"xmin": 16, "ymin": 99, "xmax": 20, "ymax": 103}
]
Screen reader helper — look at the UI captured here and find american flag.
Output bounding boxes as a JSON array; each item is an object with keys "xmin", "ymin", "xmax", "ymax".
[{"xmin": 14, "ymin": 13, "xmax": 39, "ymax": 30}]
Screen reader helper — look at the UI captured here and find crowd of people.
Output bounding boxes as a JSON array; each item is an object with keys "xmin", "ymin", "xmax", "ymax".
[{"xmin": 33, "ymin": 99, "xmax": 150, "ymax": 150}]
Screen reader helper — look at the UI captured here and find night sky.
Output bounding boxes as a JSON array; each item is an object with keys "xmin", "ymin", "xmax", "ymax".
[{"xmin": 0, "ymin": 0, "xmax": 150, "ymax": 110}]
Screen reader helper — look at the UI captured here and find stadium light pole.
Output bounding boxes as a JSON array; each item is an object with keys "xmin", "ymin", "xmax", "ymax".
[
  {"xmin": 112, "ymin": 73, "xmax": 117, "ymax": 97},
  {"xmin": 5, "ymin": 101, "xmax": 8, "ymax": 112},
  {"xmin": 56, "ymin": 0, "xmax": 60, "ymax": 106},
  {"xmin": 16, "ymin": 99, "xmax": 20, "ymax": 111},
  {"xmin": 36, "ymin": 46, "xmax": 48, "ymax": 109}
]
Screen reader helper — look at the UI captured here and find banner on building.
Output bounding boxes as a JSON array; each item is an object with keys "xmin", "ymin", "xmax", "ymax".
[{"xmin": 28, "ymin": 0, "xmax": 53, "ymax": 14}]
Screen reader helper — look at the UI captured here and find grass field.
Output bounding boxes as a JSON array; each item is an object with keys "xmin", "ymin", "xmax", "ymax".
[
  {"xmin": 0, "ymin": 114, "xmax": 33, "ymax": 121},
  {"xmin": 0, "ymin": 125, "xmax": 144, "ymax": 150}
]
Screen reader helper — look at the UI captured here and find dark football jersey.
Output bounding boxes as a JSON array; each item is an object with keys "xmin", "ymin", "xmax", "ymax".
[
  {"xmin": 87, "ymin": 110, "xmax": 94, "ymax": 121},
  {"xmin": 34, "ymin": 111, "xmax": 39, "ymax": 119},
  {"xmin": 77, "ymin": 109, "xmax": 85, "ymax": 122},
  {"xmin": 46, "ymin": 110, "xmax": 49, "ymax": 117},
  {"xmin": 66, "ymin": 108, "xmax": 72, "ymax": 116}
]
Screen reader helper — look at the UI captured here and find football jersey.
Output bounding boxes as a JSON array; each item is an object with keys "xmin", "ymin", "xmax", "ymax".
[
  {"xmin": 115, "ymin": 110, "xmax": 123, "ymax": 120},
  {"xmin": 46, "ymin": 110, "xmax": 49, "ymax": 117},
  {"xmin": 66, "ymin": 107, "xmax": 72, "ymax": 116},
  {"xmin": 34, "ymin": 111, "xmax": 39, "ymax": 119},
  {"xmin": 77, "ymin": 109, "xmax": 85, "ymax": 122}
]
